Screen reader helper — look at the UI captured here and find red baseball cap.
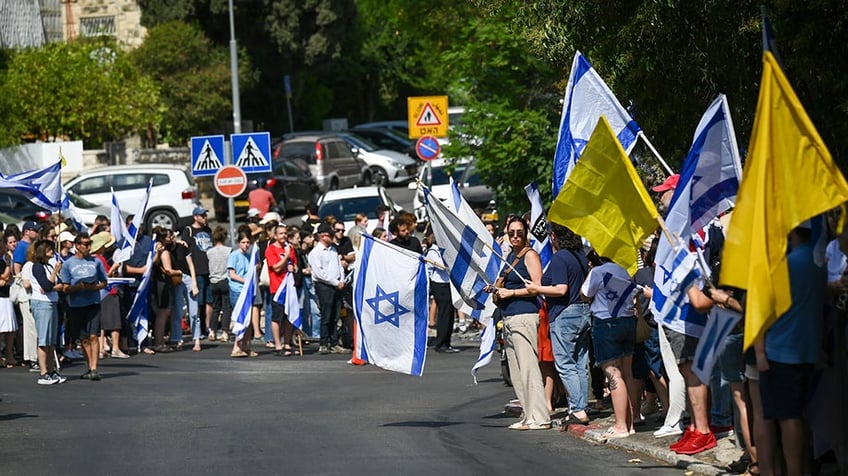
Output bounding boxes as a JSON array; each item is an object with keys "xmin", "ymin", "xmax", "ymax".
[{"xmin": 651, "ymin": 174, "xmax": 680, "ymax": 192}]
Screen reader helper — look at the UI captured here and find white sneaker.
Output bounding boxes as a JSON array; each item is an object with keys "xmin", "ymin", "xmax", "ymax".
[{"xmin": 653, "ymin": 422, "xmax": 685, "ymax": 438}]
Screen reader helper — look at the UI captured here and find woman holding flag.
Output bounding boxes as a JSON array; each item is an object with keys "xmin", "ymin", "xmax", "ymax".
[
  {"xmin": 490, "ymin": 216, "xmax": 550, "ymax": 431},
  {"xmin": 228, "ymin": 230, "xmax": 259, "ymax": 358}
]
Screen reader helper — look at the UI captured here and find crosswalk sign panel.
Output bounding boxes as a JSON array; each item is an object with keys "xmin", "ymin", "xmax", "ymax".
[
  {"xmin": 191, "ymin": 135, "xmax": 225, "ymax": 177},
  {"xmin": 231, "ymin": 132, "xmax": 272, "ymax": 174}
]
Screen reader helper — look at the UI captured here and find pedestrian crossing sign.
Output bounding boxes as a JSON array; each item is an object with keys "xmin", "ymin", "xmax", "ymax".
[
  {"xmin": 190, "ymin": 135, "xmax": 225, "ymax": 177},
  {"xmin": 407, "ymin": 96, "xmax": 448, "ymax": 138},
  {"xmin": 231, "ymin": 132, "xmax": 272, "ymax": 174}
]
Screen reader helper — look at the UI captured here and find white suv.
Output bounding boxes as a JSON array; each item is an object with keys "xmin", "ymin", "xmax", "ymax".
[{"xmin": 64, "ymin": 164, "xmax": 198, "ymax": 231}]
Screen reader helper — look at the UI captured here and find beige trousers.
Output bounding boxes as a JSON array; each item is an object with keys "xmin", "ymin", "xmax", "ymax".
[{"xmin": 504, "ymin": 312, "xmax": 549, "ymax": 426}]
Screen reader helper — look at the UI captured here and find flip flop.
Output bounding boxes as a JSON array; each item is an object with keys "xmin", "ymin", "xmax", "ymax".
[
  {"xmin": 230, "ymin": 350, "xmax": 248, "ymax": 358},
  {"xmin": 248, "ymin": 351, "xmax": 259, "ymax": 357}
]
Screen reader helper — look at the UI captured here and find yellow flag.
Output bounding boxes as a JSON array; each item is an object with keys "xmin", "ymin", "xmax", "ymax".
[
  {"xmin": 719, "ymin": 52, "xmax": 848, "ymax": 350},
  {"xmin": 548, "ymin": 116, "xmax": 659, "ymax": 274}
]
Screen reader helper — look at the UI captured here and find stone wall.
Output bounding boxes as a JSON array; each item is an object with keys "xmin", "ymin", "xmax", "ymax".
[{"xmin": 67, "ymin": 0, "xmax": 146, "ymax": 49}]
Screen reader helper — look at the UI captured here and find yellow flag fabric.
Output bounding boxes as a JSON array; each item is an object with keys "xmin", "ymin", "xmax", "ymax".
[
  {"xmin": 548, "ymin": 116, "xmax": 659, "ymax": 274},
  {"xmin": 719, "ymin": 51, "xmax": 848, "ymax": 350}
]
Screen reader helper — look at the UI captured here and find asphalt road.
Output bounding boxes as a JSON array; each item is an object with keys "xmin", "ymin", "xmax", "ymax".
[{"xmin": 0, "ymin": 341, "xmax": 683, "ymax": 476}]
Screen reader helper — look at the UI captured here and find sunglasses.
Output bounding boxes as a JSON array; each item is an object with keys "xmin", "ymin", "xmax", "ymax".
[
  {"xmin": 335, "ymin": 228, "xmax": 345, "ymax": 232},
  {"xmin": 507, "ymin": 230, "xmax": 525, "ymax": 238}
]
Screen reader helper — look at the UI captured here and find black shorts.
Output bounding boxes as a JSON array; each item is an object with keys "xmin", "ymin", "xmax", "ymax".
[
  {"xmin": 759, "ymin": 361, "xmax": 814, "ymax": 420},
  {"xmin": 664, "ymin": 327, "xmax": 699, "ymax": 363},
  {"xmin": 70, "ymin": 304, "xmax": 101, "ymax": 337},
  {"xmin": 270, "ymin": 301, "xmax": 287, "ymax": 325}
]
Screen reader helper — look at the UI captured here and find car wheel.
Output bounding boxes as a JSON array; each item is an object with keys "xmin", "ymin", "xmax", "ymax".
[
  {"xmin": 360, "ymin": 171, "xmax": 373, "ymax": 186},
  {"xmin": 370, "ymin": 166, "xmax": 388, "ymax": 187},
  {"xmin": 145, "ymin": 208, "xmax": 177, "ymax": 231}
]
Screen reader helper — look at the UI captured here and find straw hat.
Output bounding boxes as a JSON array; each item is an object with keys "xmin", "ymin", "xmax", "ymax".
[{"xmin": 90, "ymin": 231, "xmax": 116, "ymax": 254}]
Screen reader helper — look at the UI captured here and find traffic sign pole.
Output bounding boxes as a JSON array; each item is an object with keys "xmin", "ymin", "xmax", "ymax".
[{"xmin": 225, "ymin": 143, "xmax": 236, "ymax": 246}]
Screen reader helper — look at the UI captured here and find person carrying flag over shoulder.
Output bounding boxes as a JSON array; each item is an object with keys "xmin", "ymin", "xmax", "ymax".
[{"xmin": 266, "ymin": 224, "xmax": 298, "ymax": 356}]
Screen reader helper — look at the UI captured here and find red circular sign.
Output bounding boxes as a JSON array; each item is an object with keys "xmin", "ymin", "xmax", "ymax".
[{"xmin": 214, "ymin": 165, "xmax": 248, "ymax": 198}]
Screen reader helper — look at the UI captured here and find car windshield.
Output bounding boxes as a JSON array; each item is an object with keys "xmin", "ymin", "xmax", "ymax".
[
  {"xmin": 423, "ymin": 164, "xmax": 468, "ymax": 187},
  {"xmin": 319, "ymin": 196, "xmax": 383, "ymax": 223},
  {"xmin": 380, "ymin": 128, "xmax": 412, "ymax": 144},
  {"xmin": 342, "ymin": 134, "xmax": 379, "ymax": 152},
  {"xmin": 65, "ymin": 190, "xmax": 100, "ymax": 209}
]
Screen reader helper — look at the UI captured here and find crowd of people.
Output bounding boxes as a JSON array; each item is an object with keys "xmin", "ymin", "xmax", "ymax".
[
  {"xmin": 488, "ymin": 175, "xmax": 845, "ymax": 476},
  {"xmin": 1, "ymin": 176, "xmax": 843, "ymax": 475}
]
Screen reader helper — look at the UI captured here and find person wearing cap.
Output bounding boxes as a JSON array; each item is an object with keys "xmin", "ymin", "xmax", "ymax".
[
  {"xmin": 651, "ymin": 174, "xmax": 680, "ymax": 211},
  {"xmin": 13, "ymin": 221, "xmax": 39, "ymax": 275},
  {"xmin": 183, "ymin": 206, "xmax": 214, "ymax": 342},
  {"xmin": 308, "ymin": 223, "xmax": 345, "ymax": 354},
  {"xmin": 56, "ymin": 232, "xmax": 108, "ymax": 381},
  {"xmin": 248, "ymin": 180, "xmax": 277, "ymax": 218}
]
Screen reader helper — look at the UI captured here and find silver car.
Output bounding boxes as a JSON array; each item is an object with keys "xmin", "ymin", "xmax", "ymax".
[{"xmin": 337, "ymin": 132, "xmax": 418, "ymax": 186}]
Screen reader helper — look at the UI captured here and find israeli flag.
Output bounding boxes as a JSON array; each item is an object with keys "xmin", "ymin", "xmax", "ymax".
[
  {"xmin": 127, "ymin": 236, "xmax": 157, "ymax": 350},
  {"xmin": 273, "ymin": 272, "xmax": 303, "ymax": 330},
  {"xmin": 601, "ymin": 272, "xmax": 639, "ymax": 317},
  {"xmin": 353, "ymin": 234, "xmax": 428, "ymax": 376},
  {"xmin": 651, "ymin": 95, "xmax": 741, "ymax": 337},
  {"xmin": 114, "ymin": 179, "xmax": 153, "ymax": 263},
  {"xmin": 231, "ymin": 246, "xmax": 258, "ymax": 340},
  {"xmin": 110, "ymin": 188, "xmax": 128, "ymax": 245},
  {"xmin": 0, "ymin": 160, "xmax": 63, "ymax": 210},
  {"xmin": 552, "ymin": 51, "xmax": 641, "ymax": 198},
  {"xmin": 60, "ymin": 194, "xmax": 87, "ymax": 232},
  {"xmin": 445, "ymin": 178, "xmax": 502, "ymax": 378},
  {"xmin": 692, "ymin": 306, "xmax": 742, "ymax": 385},
  {"xmin": 524, "ymin": 182, "xmax": 553, "ymax": 271}
]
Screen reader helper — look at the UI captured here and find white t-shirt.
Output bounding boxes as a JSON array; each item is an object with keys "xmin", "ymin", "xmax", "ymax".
[
  {"xmin": 581, "ymin": 262, "xmax": 636, "ymax": 319},
  {"xmin": 826, "ymin": 239, "xmax": 846, "ymax": 283}
]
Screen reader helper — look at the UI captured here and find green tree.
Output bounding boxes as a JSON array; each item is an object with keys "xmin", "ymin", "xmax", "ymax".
[
  {"xmin": 129, "ymin": 20, "xmax": 257, "ymax": 145},
  {"xmin": 0, "ymin": 37, "xmax": 161, "ymax": 148}
]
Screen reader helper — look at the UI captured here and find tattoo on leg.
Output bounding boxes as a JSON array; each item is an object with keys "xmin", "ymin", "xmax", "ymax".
[{"xmin": 604, "ymin": 368, "xmax": 618, "ymax": 391}]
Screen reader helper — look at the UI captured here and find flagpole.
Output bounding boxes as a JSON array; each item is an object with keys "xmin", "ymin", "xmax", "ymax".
[
  {"xmin": 638, "ymin": 132, "xmax": 674, "ymax": 175},
  {"xmin": 366, "ymin": 232, "xmax": 447, "ymax": 270}
]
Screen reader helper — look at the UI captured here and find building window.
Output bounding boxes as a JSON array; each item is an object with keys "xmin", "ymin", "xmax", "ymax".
[{"xmin": 79, "ymin": 16, "xmax": 115, "ymax": 37}]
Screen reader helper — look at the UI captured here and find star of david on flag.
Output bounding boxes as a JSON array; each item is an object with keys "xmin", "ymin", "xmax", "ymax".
[{"xmin": 353, "ymin": 234, "xmax": 428, "ymax": 376}]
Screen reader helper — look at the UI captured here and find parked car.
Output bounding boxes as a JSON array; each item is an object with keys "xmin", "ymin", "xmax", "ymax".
[
  {"xmin": 213, "ymin": 158, "xmax": 320, "ymax": 221},
  {"xmin": 272, "ymin": 134, "xmax": 371, "ymax": 193},
  {"xmin": 316, "ymin": 186, "xmax": 402, "ymax": 234},
  {"xmin": 335, "ymin": 132, "xmax": 418, "ymax": 187},
  {"xmin": 410, "ymin": 158, "xmax": 497, "ymax": 229},
  {"xmin": 0, "ymin": 188, "xmax": 114, "ymax": 227},
  {"xmin": 63, "ymin": 164, "xmax": 198, "ymax": 231},
  {"xmin": 354, "ymin": 120, "xmax": 410, "ymax": 137},
  {"xmin": 347, "ymin": 127, "xmax": 416, "ymax": 159}
]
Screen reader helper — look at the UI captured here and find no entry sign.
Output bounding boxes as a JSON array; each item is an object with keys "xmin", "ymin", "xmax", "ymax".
[{"xmin": 214, "ymin": 165, "xmax": 248, "ymax": 198}]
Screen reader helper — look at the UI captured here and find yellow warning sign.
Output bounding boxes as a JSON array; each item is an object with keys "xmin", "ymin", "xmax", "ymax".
[{"xmin": 407, "ymin": 96, "xmax": 448, "ymax": 138}]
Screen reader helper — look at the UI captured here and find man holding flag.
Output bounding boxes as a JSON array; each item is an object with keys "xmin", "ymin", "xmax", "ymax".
[{"xmin": 266, "ymin": 224, "xmax": 298, "ymax": 356}]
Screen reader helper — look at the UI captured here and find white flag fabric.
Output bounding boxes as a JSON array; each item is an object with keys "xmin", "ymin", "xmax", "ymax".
[
  {"xmin": 692, "ymin": 306, "xmax": 743, "ymax": 384},
  {"xmin": 273, "ymin": 272, "xmax": 303, "ymax": 330},
  {"xmin": 230, "ymin": 247, "xmax": 258, "ymax": 340},
  {"xmin": 113, "ymin": 179, "xmax": 153, "ymax": 263},
  {"xmin": 0, "ymin": 160, "xmax": 63, "ymax": 209},
  {"xmin": 426, "ymin": 183, "xmax": 502, "ymax": 313},
  {"xmin": 110, "ymin": 188, "xmax": 127, "ymax": 245},
  {"xmin": 525, "ymin": 182, "xmax": 553, "ymax": 271},
  {"xmin": 552, "ymin": 51, "xmax": 641, "ymax": 198},
  {"xmin": 381, "ymin": 209, "xmax": 393, "ymax": 241},
  {"xmin": 651, "ymin": 95, "xmax": 742, "ymax": 337},
  {"xmin": 600, "ymin": 272, "xmax": 639, "ymax": 317},
  {"xmin": 352, "ymin": 234, "xmax": 428, "ymax": 376},
  {"xmin": 127, "ymin": 236, "xmax": 156, "ymax": 350},
  {"xmin": 445, "ymin": 178, "xmax": 501, "ymax": 379},
  {"xmin": 60, "ymin": 194, "xmax": 87, "ymax": 232}
]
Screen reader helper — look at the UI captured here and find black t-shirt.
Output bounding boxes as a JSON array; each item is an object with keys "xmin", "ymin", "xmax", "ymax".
[
  {"xmin": 171, "ymin": 242, "xmax": 192, "ymax": 275},
  {"xmin": 389, "ymin": 236, "xmax": 421, "ymax": 254},
  {"xmin": 183, "ymin": 225, "xmax": 212, "ymax": 275},
  {"xmin": 336, "ymin": 236, "xmax": 354, "ymax": 257}
]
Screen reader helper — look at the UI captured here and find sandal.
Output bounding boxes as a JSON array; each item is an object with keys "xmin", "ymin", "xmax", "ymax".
[
  {"xmin": 283, "ymin": 350, "xmax": 292, "ymax": 357},
  {"xmin": 230, "ymin": 350, "xmax": 248, "ymax": 358},
  {"xmin": 248, "ymin": 351, "xmax": 259, "ymax": 357},
  {"xmin": 744, "ymin": 462, "xmax": 759, "ymax": 476},
  {"xmin": 142, "ymin": 347, "xmax": 156, "ymax": 355},
  {"xmin": 601, "ymin": 427, "xmax": 631, "ymax": 440}
]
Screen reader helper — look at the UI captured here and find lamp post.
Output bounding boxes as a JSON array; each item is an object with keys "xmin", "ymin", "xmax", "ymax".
[{"xmin": 226, "ymin": 0, "xmax": 240, "ymax": 242}]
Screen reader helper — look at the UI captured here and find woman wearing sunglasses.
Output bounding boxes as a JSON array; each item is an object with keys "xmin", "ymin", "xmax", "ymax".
[{"xmin": 490, "ymin": 216, "xmax": 550, "ymax": 431}]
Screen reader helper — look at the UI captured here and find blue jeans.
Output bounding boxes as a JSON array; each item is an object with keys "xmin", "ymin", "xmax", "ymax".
[
  {"xmin": 549, "ymin": 302, "xmax": 592, "ymax": 413},
  {"xmin": 172, "ymin": 274, "xmax": 200, "ymax": 342},
  {"xmin": 303, "ymin": 276, "xmax": 321, "ymax": 339},
  {"xmin": 710, "ymin": 356, "xmax": 733, "ymax": 427},
  {"xmin": 31, "ymin": 299, "xmax": 58, "ymax": 347},
  {"xmin": 263, "ymin": 287, "xmax": 273, "ymax": 343}
]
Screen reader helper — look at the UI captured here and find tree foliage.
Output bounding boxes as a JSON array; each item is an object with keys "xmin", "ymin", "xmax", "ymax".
[
  {"xmin": 129, "ymin": 20, "xmax": 257, "ymax": 145},
  {"xmin": 0, "ymin": 37, "xmax": 161, "ymax": 148}
]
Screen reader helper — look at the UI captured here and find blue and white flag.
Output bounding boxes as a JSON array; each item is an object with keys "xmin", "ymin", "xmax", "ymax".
[
  {"xmin": 651, "ymin": 95, "xmax": 742, "ymax": 337},
  {"xmin": 0, "ymin": 160, "xmax": 63, "ymax": 210},
  {"xmin": 692, "ymin": 306, "xmax": 743, "ymax": 384},
  {"xmin": 59, "ymin": 194, "xmax": 87, "ymax": 232},
  {"xmin": 127, "ymin": 236, "xmax": 156, "ymax": 350},
  {"xmin": 445, "ymin": 178, "xmax": 502, "ymax": 378},
  {"xmin": 231, "ymin": 247, "xmax": 258, "ymax": 340},
  {"xmin": 552, "ymin": 51, "xmax": 641, "ymax": 198},
  {"xmin": 273, "ymin": 272, "xmax": 303, "ymax": 330},
  {"xmin": 525, "ymin": 182, "xmax": 553, "ymax": 271},
  {"xmin": 109, "ymin": 188, "xmax": 128, "ymax": 245},
  {"xmin": 431, "ymin": 181, "xmax": 502, "ymax": 313},
  {"xmin": 353, "ymin": 234, "xmax": 428, "ymax": 376},
  {"xmin": 113, "ymin": 179, "xmax": 153, "ymax": 263}
]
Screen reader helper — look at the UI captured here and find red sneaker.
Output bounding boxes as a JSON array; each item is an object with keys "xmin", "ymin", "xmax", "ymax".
[
  {"xmin": 674, "ymin": 430, "xmax": 717, "ymax": 455},
  {"xmin": 669, "ymin": 426, "xmax": 694, "ymax": 451}
]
